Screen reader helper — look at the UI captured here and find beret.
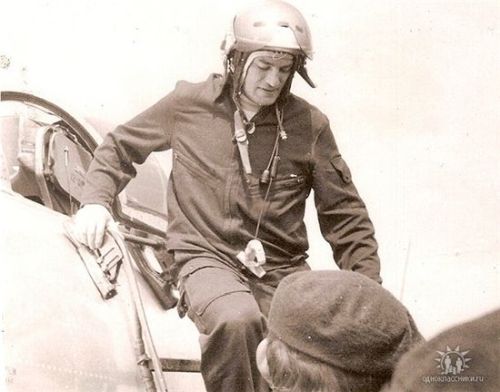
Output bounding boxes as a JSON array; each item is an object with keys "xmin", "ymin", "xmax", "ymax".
[{"xmin": 267, "ymin": 270, "xmax": 423, "ymax": 376}]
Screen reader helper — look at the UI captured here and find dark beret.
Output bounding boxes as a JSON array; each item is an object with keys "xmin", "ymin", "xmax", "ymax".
[{"xmin": 267, "ymin": 270, "xmax": 424, "ymax": 376}]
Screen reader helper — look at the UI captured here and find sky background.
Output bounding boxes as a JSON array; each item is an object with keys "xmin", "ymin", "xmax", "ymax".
[{"xmin": 1, "ymin": 0, "xmax": 499, "ymax": 339}]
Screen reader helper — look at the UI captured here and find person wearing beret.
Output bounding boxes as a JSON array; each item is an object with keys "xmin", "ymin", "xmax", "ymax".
[{"xmin": 257, "ymin": 270, "xmax": 424, "ymax": 392}]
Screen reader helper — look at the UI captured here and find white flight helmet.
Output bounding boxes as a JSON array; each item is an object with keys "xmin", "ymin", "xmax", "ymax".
[
  {"xmin": 223, "ymin": 0, "xmax": 315, "ymax": 94},
  {"xmin": 230, "ymin": 0, "xmax": 313, "ymax": 59}
]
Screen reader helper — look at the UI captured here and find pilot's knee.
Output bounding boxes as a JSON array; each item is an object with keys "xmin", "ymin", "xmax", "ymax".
[{"xmin": 217, "ymin": 299, "xmax": 265, "ymax": 336}]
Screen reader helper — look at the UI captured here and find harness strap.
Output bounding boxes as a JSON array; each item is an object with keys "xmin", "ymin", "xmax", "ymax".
[{"xmin": 233, "ymin": 110, "xmax": 252, "ymax": 174}]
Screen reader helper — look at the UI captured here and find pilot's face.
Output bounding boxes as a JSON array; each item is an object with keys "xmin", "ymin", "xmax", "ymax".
[{"xmin": 242, "ymin": 54, "xmax": 294, "ymax": 107}]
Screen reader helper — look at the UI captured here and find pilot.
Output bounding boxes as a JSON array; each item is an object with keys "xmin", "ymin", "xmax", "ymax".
[{"xmin": 74, "ymin": 1, "xmax": 382, "ymax": 391}]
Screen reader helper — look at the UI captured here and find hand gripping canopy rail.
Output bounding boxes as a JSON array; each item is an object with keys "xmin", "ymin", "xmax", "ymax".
[{"xmin": 1, "ymin": 90, "xmax": 176, "ymax": 308}]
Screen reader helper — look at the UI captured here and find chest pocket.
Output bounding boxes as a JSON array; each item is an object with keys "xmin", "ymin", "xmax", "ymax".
[
  {"xmin": 271, "ymin": 174, "xmax": 307, "ymax": 192},
  {"xmin": 330, "ymin": 156, "xmax": 352, "ymax": 184},
  {"xmin": 247, "ymin": 174, "xmax": 307, "ymax": 198}
]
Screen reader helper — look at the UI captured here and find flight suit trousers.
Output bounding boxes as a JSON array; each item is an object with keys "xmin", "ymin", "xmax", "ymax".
[{"xmin": 176, "ymin": 254, "xmax": 309, "ymax": 392}]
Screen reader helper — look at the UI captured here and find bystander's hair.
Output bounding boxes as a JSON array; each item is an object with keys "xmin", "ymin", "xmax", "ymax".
[{"xmin": 266, "ymin": 337, "xmax": 388, "ymax": 392}]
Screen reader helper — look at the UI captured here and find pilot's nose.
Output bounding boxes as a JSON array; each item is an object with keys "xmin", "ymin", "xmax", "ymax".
[{"xmin": 265, "ymin": 68, "xmax": 282, "ymax": 88}]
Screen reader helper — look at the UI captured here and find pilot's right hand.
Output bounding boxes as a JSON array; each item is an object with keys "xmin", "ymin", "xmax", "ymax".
[{"xmin": 72, "ymin": 204, "xmax": 113, "ymax": 250}]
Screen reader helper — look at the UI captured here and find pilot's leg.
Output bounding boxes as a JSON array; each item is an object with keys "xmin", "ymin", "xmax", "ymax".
[{"xmin": 179, "ymin": 262, "xmax": 270, "ymax": 392}]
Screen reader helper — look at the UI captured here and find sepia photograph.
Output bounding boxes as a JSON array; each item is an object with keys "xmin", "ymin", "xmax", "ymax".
[{"xmin": 1, "ymin": 0, "xmax": 499, "ymax": 391}]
